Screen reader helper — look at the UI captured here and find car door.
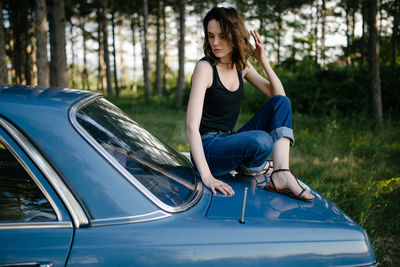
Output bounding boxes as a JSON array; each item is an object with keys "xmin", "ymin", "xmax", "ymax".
[{"xmin": 0, "ymin": 126, "xmax": 74, "ymax": 267}]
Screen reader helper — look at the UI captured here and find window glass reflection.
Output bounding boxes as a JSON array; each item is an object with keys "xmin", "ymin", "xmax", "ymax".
[
  {"xmin": 0, "ymin": 140, "xmax": 57, "ymax": 222},
  {"xmin": 76, "ymin": 98, "xmax": 198, "ymax": 207}
]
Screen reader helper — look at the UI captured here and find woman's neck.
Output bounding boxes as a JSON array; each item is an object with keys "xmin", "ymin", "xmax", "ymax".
[{"xmin": 217, "ymin": 62, "xmax": 235, "ymax": 71}]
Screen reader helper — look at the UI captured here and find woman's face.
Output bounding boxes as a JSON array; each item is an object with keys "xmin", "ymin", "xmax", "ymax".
[{"xmin": 207, "ymin": 19, "xmax": 232, "ymax": 61}]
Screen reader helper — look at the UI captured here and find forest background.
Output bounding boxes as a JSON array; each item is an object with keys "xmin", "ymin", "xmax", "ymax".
[{"xmin": 0, "ymin": 0, "xmax": 399, "ymax": 265}]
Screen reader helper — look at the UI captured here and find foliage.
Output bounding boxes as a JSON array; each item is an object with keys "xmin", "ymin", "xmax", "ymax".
[
  {"xmin": 240, "ymin": 63, "xmax": 400, "ymax": 117},
  {"xmin": 288, "ymin": 113, "xmax": 400, "ymax": 267}
]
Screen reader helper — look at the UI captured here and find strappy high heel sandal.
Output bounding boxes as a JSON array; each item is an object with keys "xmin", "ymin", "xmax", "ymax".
[
  {"xmin": 238, "ymin": 160, "xmax": 273, "ymax": 176},
  {"xmin": 264, "ymin": 169, "xmax": 313, "ymax": 202},
  {"xmin": 252, "ymin": 174, "xmax": 270, "ymax": 187}
]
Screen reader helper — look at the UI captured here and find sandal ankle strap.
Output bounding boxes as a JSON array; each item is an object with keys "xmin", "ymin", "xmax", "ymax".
[{"xmin": 271, "ymin": 169, "xmax": 291, "ymax": 175}]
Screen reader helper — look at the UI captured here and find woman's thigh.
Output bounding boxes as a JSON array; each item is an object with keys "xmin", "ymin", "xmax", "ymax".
[
  {"xmin": 203, "ymin": 131, "xmax": 273, "ymax": 176},
  {"xmin": 238, "ymin": 95, "xmax": 292, "ymax": 132}
]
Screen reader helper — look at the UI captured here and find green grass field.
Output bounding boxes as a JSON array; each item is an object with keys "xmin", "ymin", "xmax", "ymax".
[{"xmin": 109, "ymin": 96, "xmax": 400, "ymax": 266}]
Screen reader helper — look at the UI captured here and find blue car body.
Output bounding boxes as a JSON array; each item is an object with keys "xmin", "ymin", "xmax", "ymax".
[{"xmin": 0, "ymin": 85, "xmax": 376, "ymax": 266}]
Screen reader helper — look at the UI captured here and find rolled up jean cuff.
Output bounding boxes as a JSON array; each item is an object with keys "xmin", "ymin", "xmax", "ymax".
[
  {"xmin": 240, "ymin": 160, "xmax": 268, "ymax": 175},
  {"xmin": 269, "ymin": 126, "xmax": 295, "ymax": 145}
]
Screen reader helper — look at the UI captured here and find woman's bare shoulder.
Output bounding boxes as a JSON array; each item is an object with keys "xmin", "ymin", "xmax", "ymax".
[
  {"xmin": 191, "ymin": 60, "xmax": 213, "ymax": 88},
  {"xmin": 194, "ymin": 59, "xmax": 213, "ymax": 74}
]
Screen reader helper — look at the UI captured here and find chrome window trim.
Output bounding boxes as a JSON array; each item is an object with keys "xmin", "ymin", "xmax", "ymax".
[
  {"xmin": 91, "ymin": 210, "xmax": 171, "ymax": 226},
  {"xmin": 0, "ymin": 118, "xmax": 89, "ymax": 228},
  {"xmin": 0, "ymin": 135, "xmax": 62, "ymax": 221},
  {"xmin": 0, "ymin": 221, "xmax": 73, "ymax": 230},
  {"xmin": 69, "ymin": 95, "xmax": 203, "ymax": 214}
]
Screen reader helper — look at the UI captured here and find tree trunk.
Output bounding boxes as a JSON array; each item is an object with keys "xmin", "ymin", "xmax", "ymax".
[
  {"xmin": 9, "ymin": 1, "xmax": 28, "ymax": 84},
  {"xmin": 34, "ymin": 0, "xmax": 49, "ymax": 86},
  {"xmin": 69, "ymin": 23, "xmax": 76, "ymax": 88},
  {"xmin": 97, "ymin": 8, "xmax": 106, "ymax": 92},
  {"xmin": 101, "ymin": 1, "xmax": 114, "ymax": 97},
  {"xmin": 162, "ymin": 4, "xmax": 169, "ymax": 91},
  {"xmin": 156, "ymin": 0, "xmax": 163, "ymax": 97},
  {"xmin": 345, "ymin": 6, "xmax": 353, "ymax": 65},
  {"xmin": 392, "ymin": 2, "xmax": 399, "ymax": 66},
  {"xmin": 111, "ymin": 13, "xmax": 119, "ymax": 97},
  {"xmin": 276, "ymin": 15, "xmax": 282, "ymax": 64},
  {"xmin": 367, "ymin": 0, "xmax": 383, "ymax": 123},
  {"xmin": 175, "ymin": 0, "xmax": 185, "ymax": 107},
  {"xmin": 314, "ymin": 0, "xmax": 319, "ymax": 64},
  {"xmin": 320, "ymin": 0, "xmax": 326, "ymax": 68},
  {"xmin": 131, "ymin": 20, "xmax": 137, "ymax": 93},
  {"xmin": 0, "ymin": 0, "xmax": 8, "ymax": 84},
  {"xmin": 118, "ymin": 16, "xmax": 125, "ymax": 89},
  {"xmin": 81, "ymin": 18, "xmax": 89, "ymax": 90},
  {"xmin": 361, "ymin": 1, "xmax": 368, "ymax": 65},
  {"xmin": 50, "ymin": 0, "xmax": 68, "ymax": 88},
  {"xmin": 142, "ymin": 0, "xmax": 151, "ymax": 101},
  {"xmin": 345, "ymin": 8, "xmax": 351, "ymax": 48},
  {"xmin": 24, "ymin": 23, "xmax": 33, "ymax": 85}
]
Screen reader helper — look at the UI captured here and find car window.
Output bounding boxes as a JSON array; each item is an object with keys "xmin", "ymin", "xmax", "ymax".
[
  {"xmin": 76, "ymin": 98, "xmax": 199, "ymax": 208},
  {"xmin": 0, "ymin": 140, "xmax": 57, "ymax": 222}
]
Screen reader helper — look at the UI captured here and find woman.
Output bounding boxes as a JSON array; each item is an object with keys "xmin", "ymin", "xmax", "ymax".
[{"xmin": 186, "ymin": 7, "xmax": 314, "ymax": 201}]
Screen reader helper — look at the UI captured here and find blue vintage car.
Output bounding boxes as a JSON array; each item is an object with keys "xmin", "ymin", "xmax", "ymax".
[{"xmin": 0, "ymin": 85, "xmax": 376, "ymax": 266}]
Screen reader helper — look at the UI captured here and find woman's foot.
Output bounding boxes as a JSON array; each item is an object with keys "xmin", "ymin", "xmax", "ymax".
[{"xmin": 266, "ymin": 169, "xmax": 314, "ymax": 201}]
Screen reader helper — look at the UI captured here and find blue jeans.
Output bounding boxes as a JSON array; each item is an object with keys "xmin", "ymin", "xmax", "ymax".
[{"xmin": 198, "ymin": 95, "xmax": 295, "ymax": 176}]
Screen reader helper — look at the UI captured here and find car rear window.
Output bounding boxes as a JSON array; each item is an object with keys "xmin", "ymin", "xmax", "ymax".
[{"xmin": 75, "ymin": 98, "xmax": 199, "ymax": 208}]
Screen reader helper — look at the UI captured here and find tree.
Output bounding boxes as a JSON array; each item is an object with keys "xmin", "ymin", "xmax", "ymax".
[
  {"xmin": 382, "ymin": 0, "xmax": 399, "ymax": 66},
  {"xmin": 162, "ymin": 2, "xmax": 170, "ymax": 91},
  {"xmin": 320, "ymin": 0, "xmax": 326, "ymax": 67},
  {"xmin": 49, "ymin": 0, "xmax": 68, "ymax": 88},
  {"xmin": 0, "ymin": 0, "xmax": 8, "ymax": 84},
  {"xmin": 8, "ymin": 0, "xmax": 33, "ymax": 84},
  {"xmin": 130, "ymin": 18, "xmax": 138, "ymax": 93},
  {"xmin": 99, "ymin": 0, "xmax": 114, "ymax": 97},
  {"xmin": 389, "ymin": 1, "xmax": 399, "ymax": 66},
  {"xmin": 34, "ymin": 0, "xmax": 49, "ymax": 86},
  {"xmin": 340, "ymin": 0, "xmax": 361, "ymax": 64},
  {"xmin": 80, "ymin": 16, "xmax": 90, "ymax": 90},
  {"xmin": 155, "ymin": 0, "xmax": 163, "ymax": 97},
  {"xmin": 111, "ymin": 12, "xmax": 119, "ymax": 97},
  {"xmin": 141, "ymin": 0, "xmax": 152, "ymax": 102},
  {"xmin": 175, "ymin": 0, "xmax": 185, "ymax": 107},
  {"xmin": 96, "ymin": 5, "xmax": 106, "ymax": 92},
  {"xmin": 118, "ymin": 17, "xmax": 126, "ymax": 89},
  {"xmin": 360, "ymin": 0, "xmax": 368, "ymax": 65},
  {"xmin": 69, "ymin": 21, "xmax": 77, "ymax": 88},
  {"xmin": 367, "ymin": 0, "xmax": 383, "ymax": 123}
]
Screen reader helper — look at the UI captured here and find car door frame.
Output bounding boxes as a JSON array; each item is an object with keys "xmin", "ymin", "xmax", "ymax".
[{"xmin": 0, "ymin": 117, "xmax": 87, "ymax": 266}]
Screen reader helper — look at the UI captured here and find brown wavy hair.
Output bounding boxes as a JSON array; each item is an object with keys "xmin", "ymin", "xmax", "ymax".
[{"xmin": 203, "ymin": 7, "xmax": 253, "ymax": 70}]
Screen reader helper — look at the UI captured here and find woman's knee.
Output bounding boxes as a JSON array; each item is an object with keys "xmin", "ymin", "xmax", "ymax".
[
  {"xmin": 270, "ymin": 95, "xmax": 291, "ymax": 108},
  {"xmin": 247, "ymin": 131, "xmax": 273, "ymax": 155}
]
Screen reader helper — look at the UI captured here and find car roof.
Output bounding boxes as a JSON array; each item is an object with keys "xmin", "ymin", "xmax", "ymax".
[{"xmin": 0, "ymin": 85, "xmax": 94, "ymax": 116}]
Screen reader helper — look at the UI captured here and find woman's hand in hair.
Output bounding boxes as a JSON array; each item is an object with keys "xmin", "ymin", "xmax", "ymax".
[{"xmin": 250, "ymin": 29, "xmax": 266, "ymax": 63}]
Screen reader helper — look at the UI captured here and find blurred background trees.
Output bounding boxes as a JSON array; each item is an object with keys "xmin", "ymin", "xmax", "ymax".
[{"xmin": 0, "ymin": 0, "xmax": 399, "ymax": 120}]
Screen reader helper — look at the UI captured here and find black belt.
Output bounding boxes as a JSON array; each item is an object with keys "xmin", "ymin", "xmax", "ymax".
[{"xmin": 201, "ymin": 129, "xmax": 235, "ymax": 136}]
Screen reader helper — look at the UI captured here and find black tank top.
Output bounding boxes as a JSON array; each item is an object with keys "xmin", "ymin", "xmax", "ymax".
[{"xmin": 199, "ymin": 59, "xmax": 244, "ymax": 135}]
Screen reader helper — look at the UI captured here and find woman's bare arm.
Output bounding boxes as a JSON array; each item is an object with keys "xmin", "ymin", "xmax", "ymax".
[
  {"xmin": 243, "ymin": 30, "xmax": 285, "ymax": 97},
  {"xmin": 186, "ymin": 61, "xmax": 234, "ymax": 195}
]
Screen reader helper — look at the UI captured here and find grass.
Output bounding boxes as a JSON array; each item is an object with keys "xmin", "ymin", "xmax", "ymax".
[{"xmin": 109, "ymin": 95, "xmax": 400, "ymax": 267}]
